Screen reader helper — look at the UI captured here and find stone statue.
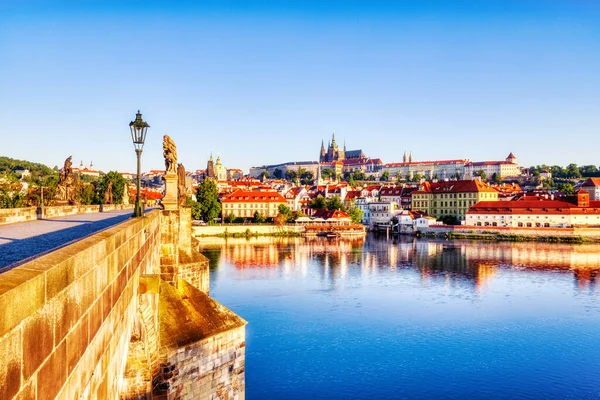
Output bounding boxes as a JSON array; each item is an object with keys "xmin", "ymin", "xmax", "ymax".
[
  {"xmin": 177, "ymin": 163, "xmax": 187, "ymax": 207},
  {"xmin": 122, "ymin": 184, "xmax": 130, "ymax": 205},
  {"xmin": 55, "ymin": 156, "xmax": 78, "ymax": 205},
  {"xmin": 163, "ymin": 135, "xmax": 178, "ymax": 174},
  {"xmin": 104, "ymin": 181, "xmax": 114, "ymax": 204}
]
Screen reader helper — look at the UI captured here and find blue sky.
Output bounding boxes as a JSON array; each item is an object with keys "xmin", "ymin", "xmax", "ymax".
[{"xmin": 1, "ymin": 0, "xmax": 599, "ymax": 174}]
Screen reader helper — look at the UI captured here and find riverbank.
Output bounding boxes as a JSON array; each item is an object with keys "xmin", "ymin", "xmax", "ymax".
[
  {"xmin": 193, "ymin": 224, "xmax": 367, "ymax": 238},
  {"xmin": 193, "ymin": 224, "xmax": 305, "ymax": 238},
  {"xmin": 415, "ymin": 225, "xmax": 600, "ymax": 243}
]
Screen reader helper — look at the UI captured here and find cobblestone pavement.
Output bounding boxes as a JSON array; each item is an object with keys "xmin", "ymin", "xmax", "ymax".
[{"xmin": 0, "ymin": 210, "xmax": 135, "ymax": 270}]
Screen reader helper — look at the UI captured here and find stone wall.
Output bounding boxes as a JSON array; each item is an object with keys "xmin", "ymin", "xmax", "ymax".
[
  {"xmin": 100, "ymin": 204, "xmax": 135, "ymax": 212},
  {"xmin": 42, "ymin": 205, "xmax": 101, "ymax": 219},
  {"xmin": 0, "ymin": 207, "xmax": 37, "ymax": 226},
  {"xmin": 155, "ymin": 280, "xmax": 246, "ymax": 400},
  {"xmin": 193, "ymin": 224, "xmax": 304, "ymax": 237},
  {"xmin": 0, "ymin": 210, "xmax": 161, "ymax": 400},
  {"xmin": 419, "ymin": 225, "xmax": 600, "ymax": 239}
]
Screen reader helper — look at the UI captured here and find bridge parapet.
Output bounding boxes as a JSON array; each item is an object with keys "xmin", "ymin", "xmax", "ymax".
[
  {"xmin": 0, "ymin": 209, "xmax": 161, "ymax": 399},
  {"xmin": 0, "ymin": 205, "xmax": 246, "ymax": 400}
]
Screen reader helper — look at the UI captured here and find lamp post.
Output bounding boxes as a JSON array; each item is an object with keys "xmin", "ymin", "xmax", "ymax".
[{"xmin": 129, "ymin": 110, "xmax": 150, "ymax": 217}]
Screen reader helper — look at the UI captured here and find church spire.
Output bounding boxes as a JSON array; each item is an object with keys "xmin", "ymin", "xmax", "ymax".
[
  {"xmin": 320, "ymin": 139, "xmax": 326, "ymax": 156},
  {"xmin": 331, "ymin": 131, "xmax": 336, "ymax": 147},
  {"xmin": 403, "ymin": 151, "xmax": 407, "ymax": 163},
  {"xmin": 343, "ymin": 140, "xmax": 346, "ymax": 152},
  {"xmin": 409, "ymin": 151, "xmax": 413, "ymax": 163}
]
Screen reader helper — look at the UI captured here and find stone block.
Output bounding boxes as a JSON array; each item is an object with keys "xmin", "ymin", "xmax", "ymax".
[
  {"xmin": 66, "ymin": 313, "xmax": 89, "ymax": 375},
  {"xmin": 0, "ymin": 328, "xmax": 22, "ymax": 400},
  {"xmin": 37, "ymin": 339, "xmax": 67, "ymax": 400},
  {"xmin": 22, "ymin": 304, "xmax": 54, "ymax": 380},
  {"xmin": 0, "ymin": 268, "xmax": 46, "ymax": 338},
  {"xmin": 13, "ymin": 379, "xmax": 36, "ymax": 400}
]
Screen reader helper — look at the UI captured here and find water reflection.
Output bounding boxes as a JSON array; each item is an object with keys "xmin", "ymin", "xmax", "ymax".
[{"xmin": 197, "ymin": 235, "xmax": 600, "ymax": 292}]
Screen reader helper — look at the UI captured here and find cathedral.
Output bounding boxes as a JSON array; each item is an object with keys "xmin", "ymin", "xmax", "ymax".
[{"xmin": 319, "ymin": 132, "xmax": 365, "ymax": 163}]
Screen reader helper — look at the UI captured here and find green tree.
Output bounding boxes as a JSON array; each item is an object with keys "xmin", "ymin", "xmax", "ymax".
[
  {"xmin": 352, "ymin": 170, "xmax": 366, "ymax": 181},
  {"xmin": 309, "ymin": 196, "xmax": 327, "ymax": 210},
  {"xmin": 475, "ymin": 170, "xmax": 487, "ymax": 180},
  {"xmin": 274, "ymin": 212, "xmax": 287, "ymax": 227},
  {"xmin": 380, "ymin": 171, "xmax": 390, "ymax": 181},
  {"xmin": 273, "ymin": 168, "xmax": 283, "ymax": 179},
  {"xmin": 348, "ymin": 176, "xmax": 357, "ymax": 187},
  {"xmin": 558, "ymin": 183, "xmax": 575, "ymax": 195},
  {"xmin": 78, "ymin": 183, "xmax": 98, "ymax": 205},
  {"xmin": 580, "ymin": 165, "xmax": 599, "ymax": 177},
  {"xmin": 261, "ymin": 171, "xmax": 270, "ymax": 181},
  {"xmin": 278, "ymin": 204, "xmax": 293, "ymax": 222},
  {"xmin": 326, "ymin": 195, "xmax": 343, "ymax": 210},
  {"xmin": 322, "ymin": 168, "xmax": 333, "ymax": 179},
  {"xmin": 347, "ymin": 203, "xmax": 364, "ymax": 224},
  {"xmin": 98, "ymin": 171, "xmax": 127, "ymax": 204},
  {"xmin": 253, "ymin": 211, "xmax": 266, "ymax": 223},
  {"xmin": 224, "ymin": 213, "xmax": 237, "ymax": 224},
  {"xmin": 491, "ymin": 173, "xmax": 502, "ymax": 184},
  {"xmin": 412, "ymin": 174, "xmax": 424, "ymax": 182},
  {"xmin": 196, "ymin": 179, "xmax": 221, "ymax": 223},
  {"xmin": 566, "ymin": 163, "xmax": 582, "ymax": 179},
  {"xmin": 439, "ymin": 215, "xmax": 460, "ymax": 225},
  {"xmin": 285, "ymin": 170, "xmax": 297, "ymax": 180}
]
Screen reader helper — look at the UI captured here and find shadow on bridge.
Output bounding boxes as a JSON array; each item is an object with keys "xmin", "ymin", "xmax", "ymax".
[{"xmin": 0, "ymin": 212, "xmax": 133, "ymax": 271}]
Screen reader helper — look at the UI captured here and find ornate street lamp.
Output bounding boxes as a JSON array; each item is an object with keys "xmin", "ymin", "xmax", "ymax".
[{"xmin": 129, "ymin": 110, "xmax": 150, "ymax": 217}]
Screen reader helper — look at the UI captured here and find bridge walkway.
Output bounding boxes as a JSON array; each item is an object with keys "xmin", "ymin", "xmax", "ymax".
[{"xmin": 0, "ymin": 209, "xmax": 135, "ymax": 271}]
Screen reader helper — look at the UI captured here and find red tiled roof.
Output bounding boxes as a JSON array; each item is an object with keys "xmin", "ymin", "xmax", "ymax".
[
  {"xmin": 344, "ymin": 191, "xmax": 361, "ymax": 200},
  {"xmin": 222, "ymin": 189, "xmax": 286, "ymax": 203},
  {"xmin": 313, "ymin": 209, "xmax": 351, "ymax": 220},
  {"xmin": 467, "ymin": 161, "xmax": 514, "ymax": 167},
  {"xmin": 414, "ymin": 180, "xmax": 498, "ymax": 194},
  {"xmin": 468, "ymin": 199, "xmax": 600, "ymax": 215},
  {"xmin": 582, "ymin": 178, "xmax": 600, "ymax": 187}
]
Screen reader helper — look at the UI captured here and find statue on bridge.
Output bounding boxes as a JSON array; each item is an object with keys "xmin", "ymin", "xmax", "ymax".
[
  {"xmin": 104, "ymin": 180, "xmax": 114, "ymax": 204},
  {"xmin": 162, "ymin": 135, "xmax": 179, "ymax": 210},
  {"xmin": 177, "ymin": 163, "xmax": 187, "ymax": 207},
  {"xmin": 55, "ymin": 155, "xmax": 78, "ymax": 205},
  {"xmin": 163, "ymin": 135, "xmax": 178, "ymax": 174}
]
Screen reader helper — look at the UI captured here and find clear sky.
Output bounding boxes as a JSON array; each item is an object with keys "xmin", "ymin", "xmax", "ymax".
[{"xmin": 1, "ymin": 0, "xmax": 599, "ymax": 174}]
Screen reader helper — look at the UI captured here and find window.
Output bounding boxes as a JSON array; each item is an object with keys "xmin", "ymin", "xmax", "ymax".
[{"xmin": 518, "ymin": 222, "xmax": 523, "ymax": 227}]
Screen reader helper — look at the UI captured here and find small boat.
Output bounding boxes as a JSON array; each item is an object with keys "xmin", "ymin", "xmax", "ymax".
[{"xmin": 326, "ymin": 232, "xmax": 341, "ymax": 238}]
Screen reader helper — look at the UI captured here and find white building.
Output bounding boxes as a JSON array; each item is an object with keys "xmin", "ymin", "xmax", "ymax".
[
  {"xmin": 368, "ymin": 201, "xmax": 403, "ymax": 228},
  {"xmin": 466, "ymin": 192, "xmax": 600, "ymax": 228},
  {"xmin": 463, "ymin": 153, "xmax": 521, "ymax": 180},
  {"xmin": 382, "ymin": 158, "xmax": 467, "ymax": 180}
]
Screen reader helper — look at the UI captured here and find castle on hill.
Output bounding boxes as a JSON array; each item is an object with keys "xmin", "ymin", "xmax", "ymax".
[{"xmin": 319, "ymin": 132, "xmax": 365, "ymax": 163}]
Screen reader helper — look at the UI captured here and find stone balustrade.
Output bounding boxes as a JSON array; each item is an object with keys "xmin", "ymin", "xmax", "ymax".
[
  {"xmin": 0, "ymin": 207, "xmax": 246, "ymax": 400},
  {"xmin": 0, "ymin": 207, "xmax": 37, "ymax": 226}
]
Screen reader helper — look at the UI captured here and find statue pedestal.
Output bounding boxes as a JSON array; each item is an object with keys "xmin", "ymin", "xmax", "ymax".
[{"xmin": 162, "ymin": 173, "xmax": 178, "ymax": 211}]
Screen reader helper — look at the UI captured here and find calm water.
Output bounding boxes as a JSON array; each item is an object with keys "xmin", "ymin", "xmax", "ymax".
[{"xmin": 199, "ymin": 235, "xmax": 600, "ymax": 400}]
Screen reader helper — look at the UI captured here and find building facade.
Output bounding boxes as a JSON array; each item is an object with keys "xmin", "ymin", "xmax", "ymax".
[
  {"xmin": 466, "ymin": 191, "xmax": 600, "ymax": 228},
  {"xmin": 581, "ymin": 178, "xmax": 600, "ymax": 201},
  {"xmin": 382, "ymin": 158, "xmax": 467, "ymax": 180},
  {"xmin": 221, "ymin": 190, "xmax": 287, "ymax": 219},
  {"xmin": 463, "ymin": 153, "xmax": 521, "ymax": 180},
  {"xmin": 411, "ymin": 180, "xmax": 499, "ymax": 221}
]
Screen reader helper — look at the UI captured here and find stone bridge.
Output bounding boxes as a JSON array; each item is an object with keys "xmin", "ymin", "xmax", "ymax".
[{"xmin": 0, "ymin": 203, "xmax": 246, "ymax": 399}]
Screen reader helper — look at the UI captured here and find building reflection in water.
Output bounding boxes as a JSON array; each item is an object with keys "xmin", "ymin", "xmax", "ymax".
[{"xmin": 197, "ymin": 235, "xmax": 600, "ymax": 292}]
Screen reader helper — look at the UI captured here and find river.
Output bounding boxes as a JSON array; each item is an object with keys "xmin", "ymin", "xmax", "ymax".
[{"xmin": 198, "ymin": 235, "xmax": 600, "ymax": 400}]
